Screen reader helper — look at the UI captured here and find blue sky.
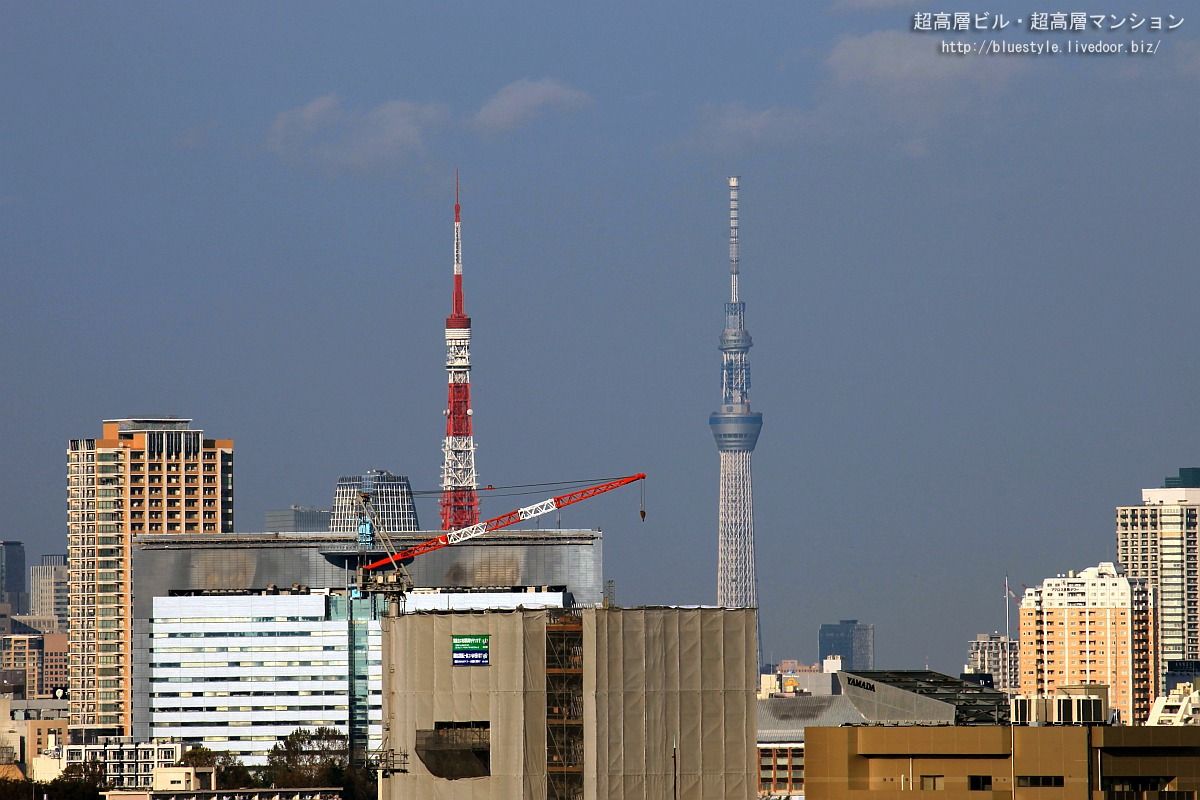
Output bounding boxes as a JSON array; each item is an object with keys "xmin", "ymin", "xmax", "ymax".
[{"xmin": 3, "ymin": 1, "xmax": 1199, "ymax": 672}]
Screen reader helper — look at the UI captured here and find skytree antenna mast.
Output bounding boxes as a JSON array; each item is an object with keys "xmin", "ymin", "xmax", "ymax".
[
  {"xmin": 710, "ymin": 176, "xmax": 763, "ymax": 615},
  {"xmin": 440, "ymin": 172, "xmax": 480, "ymax": 530}
]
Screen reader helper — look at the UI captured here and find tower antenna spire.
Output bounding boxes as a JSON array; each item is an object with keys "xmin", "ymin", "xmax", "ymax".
[
  {"xmin": 441, "ymin": 171, "xmax": 479, "ymax": 530},
  {"xmin": 729, "ymin": 175, "xmax": 739, "ymax": 302},
  {"xmin": 710, "ymin": 176, "xmax": 763, "ymax": 653}
]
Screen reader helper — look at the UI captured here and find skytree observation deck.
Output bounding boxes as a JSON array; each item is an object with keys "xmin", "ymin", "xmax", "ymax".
[{"xmin": 710, "ymin": 176, "xmax": 763, "ymax": 613}]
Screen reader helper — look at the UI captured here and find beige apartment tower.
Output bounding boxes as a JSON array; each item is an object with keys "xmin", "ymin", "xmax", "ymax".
[
  {"xmin": 1018, "ymin": 562, "xmax": 1155, "ymax": 724},
  {"xmin": 1116, "ymin": 470, "xmax": 1200, "ymax": 691},
  {"xmin": 67, "ymin": 418, "xmax": 233, "ymax": 737}
]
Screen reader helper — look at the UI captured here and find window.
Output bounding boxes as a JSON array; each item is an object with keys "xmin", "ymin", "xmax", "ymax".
[
  {"xmin": 968, "ymin": 775, "xmax": 993, "ymax": 791},
  {"xmin": 920, "ymin": 775, "xmax": 944, "ymax": 790},
  {"xmin": 415, "ymin": 722, "xmax": 490, "ymax": 779},
  {"xmin": 1017, "ymin": 776, "xmax": 1064, "ymax": 788}
]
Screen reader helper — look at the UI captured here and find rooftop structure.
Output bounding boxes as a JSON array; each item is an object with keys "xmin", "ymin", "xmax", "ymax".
[{"xmin": 263, "ymin": 506, "xmax": 331, "ymax": 533}]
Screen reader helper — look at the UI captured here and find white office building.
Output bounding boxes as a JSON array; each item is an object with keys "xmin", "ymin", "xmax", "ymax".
[
  {"xmin": 147, "ymin": 588, "xmax": 568, "ymax": 765},
  {"xmin": 148, "ymin": 593, "xmax": 380, "ymax": 765}
]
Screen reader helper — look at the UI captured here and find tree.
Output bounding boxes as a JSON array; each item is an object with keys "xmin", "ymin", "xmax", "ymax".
[
  {"xmin": 178, "ymin": 746, "xmax": 255, "ymax": 789},
  {"xmin": 263, "ymin": 728, "xmax": 348, "ymax": 788},
  {"xmin": 45, "ymin": 762, "xmax": 107, "ymax": 800}
]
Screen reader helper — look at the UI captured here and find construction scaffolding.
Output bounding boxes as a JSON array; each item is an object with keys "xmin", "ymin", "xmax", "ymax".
[{"xmin": 546, "ymin": 610, "xmax": 584, "ymax": 800}]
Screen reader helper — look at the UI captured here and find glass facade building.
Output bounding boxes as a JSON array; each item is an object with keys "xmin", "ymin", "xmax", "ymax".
[
  {"xmin": 818, "ymin": 619, "xmax": 875, "ymax": 673},
  {"xmin": 330, "ymin": 471, "xmax": 420, "ymax": 535},
  {"xmin": 147, "ymin": 592, "xmax": 384, "ymax": 765},
  {"xmin": 0, "ymin": 541, "xmax": 27, "ymax": 613}
]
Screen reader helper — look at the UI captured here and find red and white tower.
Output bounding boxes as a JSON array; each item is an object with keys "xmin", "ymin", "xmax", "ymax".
[{"xmin": 440, "ymin": 173, "xmax": 480, "ymax": 529}]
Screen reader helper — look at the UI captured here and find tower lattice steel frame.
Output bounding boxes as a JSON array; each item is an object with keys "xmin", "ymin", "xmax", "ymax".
[
  {"xmin": 710, "ymin": 176, "xmax": 762, "ymax": 610},
  {"xmin": 440, "ymin": 174, "xmax": 480, "ymax": 530}
]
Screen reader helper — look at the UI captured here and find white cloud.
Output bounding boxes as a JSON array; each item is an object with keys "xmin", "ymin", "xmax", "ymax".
[
  {"xmin": 685, "ymin": 102, "xmax": 813, "ymax": 152},
  {"xmin": 682, "ymin": 30, "xmax": 1028, "ymax": 157},
  {"xmin": 823, "ymin": 29, "xmax": 1027, "ymax": 141},
  {"xmin": 828, "ymin": 30, "xmax": 1022, "ymax": 91},
  {"xmin": 267, "ymin": 94, "xmax": 447, "ymax": 170},
  {"xmin": 474, "ymin": 78, "xmax": 591, "ymax": 132}
]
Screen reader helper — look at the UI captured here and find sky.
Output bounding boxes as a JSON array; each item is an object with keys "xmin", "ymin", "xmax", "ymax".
[{"xmin": 3, "ymin": 1, "xmax": 1199, "ymax": 673}]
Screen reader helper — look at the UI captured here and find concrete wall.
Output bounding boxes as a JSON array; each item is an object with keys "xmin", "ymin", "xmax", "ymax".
[{"xmin": 380, "ymin": 607, "xmax": 758, "ymax": 800}]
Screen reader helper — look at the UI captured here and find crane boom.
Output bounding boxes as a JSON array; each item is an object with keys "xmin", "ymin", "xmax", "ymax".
[{"xmin": 363, "ymin": 473, "xmax": 646, "ymax": 571}]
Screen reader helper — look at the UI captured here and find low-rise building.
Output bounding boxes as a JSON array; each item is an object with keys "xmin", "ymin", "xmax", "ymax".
[
  {"xmin": 1147, "ymin": 682, "xmax": 1200, "ymax": 725},
  {"xmin": 63, "ymin": 740, "xmax": 184, "ymax": 789},
  {"xmin": 805, "ymin": 724, "xmax": 1200, "ymax": 798},
  {"xmin": 755, "ymin": 671, "xmax": 1011, "ymax": 799}
]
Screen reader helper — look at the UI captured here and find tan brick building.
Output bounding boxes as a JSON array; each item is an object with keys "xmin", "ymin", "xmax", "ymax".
[
  {"xmin": 67, "ymin": 419, "xmax": 233, "ymax": 738},
  {"xmin": 1, "ymin": 632, "xmax": 67, "ymax": 698},
  {"xmin": 1019, "ymin": 562, "xmax": 1155, "ymax": 724},
  {"xmin": 805, "ymin": 724, "xmax": 1200, "ymax": 798}
]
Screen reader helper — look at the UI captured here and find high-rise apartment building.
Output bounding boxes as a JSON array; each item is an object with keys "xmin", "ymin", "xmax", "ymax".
[
  {"xmin": 1, "ymin": 632, "xmax": 68, "ymax": 698},
  {"xmin": 30, "ymin": 554, "xmax": 68, "ymax": 629},
  {"xmin": 0, "ymin": 542, "xmax": 27, "ymax": 614},
  {"xmin": 964, "ymin": 632, "xmax": 1019, "ymax": 693},
  {"xmin": 1116, "ymin": 468, "xmax": 1200, "ymax": 691},
  {"xmin": 818, "ymin": 619, "xmax": 874, "ymax": 672},
  {"xmin": 67, "ymin": 418, "xmax": 233, "ymax": 738},
  {"xmin": 330, "ymin": 470, "xmax": 420, "ymax": 534},
  {"xmin": 1018, "ymin": 562, "xmax": 1155, "ymax": 724}
]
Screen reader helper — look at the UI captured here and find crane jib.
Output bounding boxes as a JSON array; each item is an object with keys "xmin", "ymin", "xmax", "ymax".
[{"xmin": 361, "ymin": 472, "xmax": 646, "ymax": 571}]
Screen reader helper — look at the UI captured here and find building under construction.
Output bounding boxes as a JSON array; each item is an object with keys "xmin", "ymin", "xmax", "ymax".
[
  {"xmin": 129, "ymin": 528, "xmax": 603, "ymax": 744},
  {"xmin": 380, "ymin": 606, "xmax": 758, "ymax": 800}
]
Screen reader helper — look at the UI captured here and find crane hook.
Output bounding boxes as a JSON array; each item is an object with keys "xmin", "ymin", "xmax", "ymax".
[{"xmin": 639, "ymin": 481, "xmax": 646, "ymax": 521}]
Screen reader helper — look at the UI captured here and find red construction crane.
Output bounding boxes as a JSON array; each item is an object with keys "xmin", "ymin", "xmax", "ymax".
[{"xmin": 363, "ymin": 472, "xmax": 646, "ymax": 572}]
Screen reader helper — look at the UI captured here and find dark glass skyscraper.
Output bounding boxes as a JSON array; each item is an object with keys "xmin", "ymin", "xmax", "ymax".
[
  {"xmin": 0, "ymin": 541, "xmax": 27, "ymax": 613},
  {"xmin": 819, "ymin": 619, "xmax": 875, "ymax": 672}
]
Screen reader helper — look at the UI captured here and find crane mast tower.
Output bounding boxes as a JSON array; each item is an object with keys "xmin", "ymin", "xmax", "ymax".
[
  {"xmin": 440, "ymin": 174, "xmax": 480, "ymax": 530},
  {"xmin": 710, "ymin": 176, "xmax": 763, "ymax": 610}
]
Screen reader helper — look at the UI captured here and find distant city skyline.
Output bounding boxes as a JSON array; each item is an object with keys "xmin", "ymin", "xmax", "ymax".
[{"xmin": 5, "ymin": 2, "xmax": 1200, "ymax": 673}]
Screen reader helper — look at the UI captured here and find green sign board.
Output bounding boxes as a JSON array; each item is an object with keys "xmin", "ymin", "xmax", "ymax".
[{"xmin": 452, "ymin": 634, "xmax": 490, "ymax": 666}]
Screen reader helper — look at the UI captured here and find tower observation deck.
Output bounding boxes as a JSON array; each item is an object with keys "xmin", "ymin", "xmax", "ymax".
[
  {"xmin": 440, "ymin": 174, "xmax": 480, "ymax": 530},
  {"xmin": 709, "ymin": 176, "xmax": 762, "ymax": 611}
]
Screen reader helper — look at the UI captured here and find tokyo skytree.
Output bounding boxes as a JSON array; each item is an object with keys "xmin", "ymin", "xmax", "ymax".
[{"xmin": 709, "ymin": 176, "xmax": 763, "ymax": 609}]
